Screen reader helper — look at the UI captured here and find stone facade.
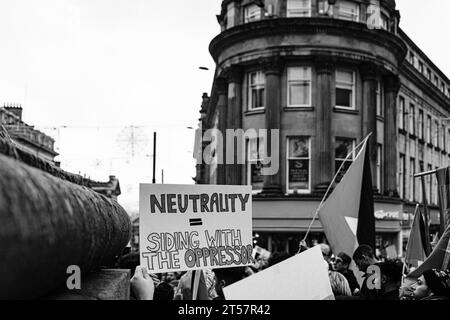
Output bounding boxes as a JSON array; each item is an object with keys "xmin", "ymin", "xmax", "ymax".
[
  {"xmin": 196, "ymin": 0, "xmax": 450, "ymax": 257},
  {"xmin": 0, "ymin": 105, "xmax": 58, "ymax": 162}
]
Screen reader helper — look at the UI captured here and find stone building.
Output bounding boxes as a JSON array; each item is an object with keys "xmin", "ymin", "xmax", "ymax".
[
  {"xmin": 0, "ymin": 104, "xmax": 58, "ymax": 162},
  {"xmin": 195, "ymin": 0, "xmax": 450, "ymax": 257}
]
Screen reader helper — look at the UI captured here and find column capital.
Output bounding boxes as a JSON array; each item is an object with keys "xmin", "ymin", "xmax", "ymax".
[
  {"xmin": 314, "ymin": 56, "xmax": 334, "ymax": 75},
  {"xmin": 223, "ymin": 65, "xmax": 243, "ymax": 83},
  {"xmin": 384, "ymin": 75, "xmax": 401, "ymax": 93},
  {"xmin": 215, "ymin": 77, "xmax": 228, "ymax": 95},
  {"xmin": 360, "ymin": 63, "xmax": 379, "ymax": 81},
  {"xmin": 261, "ymin": 56, "xmax": 284, "ymax": 75}
]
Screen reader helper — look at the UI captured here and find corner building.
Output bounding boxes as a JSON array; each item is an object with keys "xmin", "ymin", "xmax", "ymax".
[{"xmin": 196, "ymin": 0, "xmax": 450, "ymax": 257}]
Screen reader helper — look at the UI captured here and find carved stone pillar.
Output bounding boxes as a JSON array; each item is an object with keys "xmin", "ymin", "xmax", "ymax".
[
  {"xmin": 216, "ymin": 77, "xmax": 228, "ymax": 185},
  {"xmin": 361, "ymin": 64, "xmax": 378, "ymax": 190},
  {"xmin": 383, "ymin": 75, "xmax": 401, "ymax": 197},
  {"xmin": 261, "ymin": 57, "xmax": 283, "ymax": 195},
  {"xmin": 314, "ymin": 61, "xmax": 333, "ymax": 193},
  {"xmin": 225, "ymin": 65, "xmax": 243, "ymax": 185}
]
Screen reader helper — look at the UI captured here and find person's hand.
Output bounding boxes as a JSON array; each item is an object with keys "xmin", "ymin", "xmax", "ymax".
[{"xmin": 131, "ymin": 266, "xmax": 155, "ymax": 300}]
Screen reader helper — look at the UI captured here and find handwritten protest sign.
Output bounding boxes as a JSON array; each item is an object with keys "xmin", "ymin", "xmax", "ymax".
[
  {"xmin": 223, "ymin": 245, "xmax": 335, "ymax": 300},
  {"xmin": 139, "ymin": 184, "xmax": 254, "ymax": 273}
]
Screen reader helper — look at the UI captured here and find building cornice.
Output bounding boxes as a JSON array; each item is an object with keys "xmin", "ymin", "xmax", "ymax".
[
  {"xmin": 400, "ymin": 63, "xmax": 450, "ymax": 111},
  {"xmin": 210, "ymin": 18, "xmax": 407, "ymax": 66}
]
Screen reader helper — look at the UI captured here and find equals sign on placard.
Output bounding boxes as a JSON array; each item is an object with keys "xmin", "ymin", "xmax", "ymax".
[{"xmin": 189, "ymin": 218, "xmax": 203, "ymax": 226}]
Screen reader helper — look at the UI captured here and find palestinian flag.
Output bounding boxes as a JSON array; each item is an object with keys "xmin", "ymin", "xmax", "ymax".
[{"xmin": 319, "ymin": 138, "xmax": 376, "ymax": 257}]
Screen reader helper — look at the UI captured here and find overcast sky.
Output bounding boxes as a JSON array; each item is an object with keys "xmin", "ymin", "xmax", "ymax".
[{"xmin": 0, "ymin": 0, "xmax": 448, "ymax": 214}]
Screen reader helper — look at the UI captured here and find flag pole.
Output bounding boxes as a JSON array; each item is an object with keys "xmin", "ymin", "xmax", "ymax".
[{"xmin": 300, "ymin": 133, "xmax": 373, "ymax": 249}]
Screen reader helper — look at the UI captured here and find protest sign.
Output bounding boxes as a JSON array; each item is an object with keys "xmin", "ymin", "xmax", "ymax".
[
  {"xmin": 139, "ymin": 184, "xmax": 254, "ymax": 273},
  {"xmin": 223, "ymin": 245, "xmax": 334, "ymax": 300}
]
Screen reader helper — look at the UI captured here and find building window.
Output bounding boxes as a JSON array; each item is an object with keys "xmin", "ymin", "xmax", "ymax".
[
  {"xmin": 409, "ymin": 158, "xmax": 415, "ymax": 202},
  {"xmin": 399, "ymin": 96, "xmax": 405, "ymax": 130},
  {"xmin": 335, "ymin": 70, "xmax": 355, "ymax": 109},
  {"xmin": 419, "ymin": 161, "xmax": 424, "ymax": 203},
  {"xmin": 418, "ymin": 61, "xmax": 424, "ymax": 74},
  {"xmin": 427, "ymin": 115, "xmax": 432, "ymax": 143},
  {"xmin": 244, "ymin": 4, "xmax": 262, "ymax": 23},
  {"xmin": 380, "ymin": 13, "xmax": 388, "ymax": 30},
  {"xmin": 248, "ymin": 71, "xmax": 265, "ymax": 110},
  {"xmin": 434, "ymin": 166, "xmax": 439, "ymax": 205},
  {"xmin": 376, "ymin": 80, "xmax": 383, "ymax": 117},
  {"xmin": 338, "ymin": 1, "xmax": 360, "ymax": 22},
  {"xmin": 409, "ymin": 52, "xmax": 415, "ymax": 65},
  {"xmin": 442, "ymin": 124, "xmax": 446, "ymax": 151},
  {"xmin": 435, "ymin": 119, "xmax": 440, "ymax": 147},
  {"xmin": 287, "ymin": 0, "xmax": 311, "ymax": 17},
  {"xmin": 287, "ymin": 67, "xmax": 312, "ymax": 107},
  {"xmin": 427, "ymin": 164, "xmax": 433, "ymax": 203},
  {"xmin": 399, "ymin": 153, "xmax": 405, "ymax": 199},
  {"xmin": 247, "ymin": 138, "xmax": 264, "ymax": 191},
  {"xmin": 418, "ymin": 110, "xmax": 424, "ymax": 140},
  {"xmin": 434, "ymin": 76, "xmax": 439, "ymax": 86},
  {"xmin": 376, "ymin": 144, "xmax": 382, "ymax": 191},
  {"xmin": 426, "ymin": 68, "xmax": 431, "ymax": 80},
  {"xmin": 287, "ymin": 137, "xmax": 311, "ymax": 193},
  {"xmin": 409, "ymin": 104, "xmax": 415, "ymax": 135},
  {"xmin": 335, "ymin": 137, "xmax": 356, "ymax": 182}
]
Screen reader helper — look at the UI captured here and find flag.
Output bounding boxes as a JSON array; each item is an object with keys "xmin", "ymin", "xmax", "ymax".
[
  {"xmin": 420, "ymin": 176, "xmax": 432, "ymax": 256},
  {"xmin": 408, "ymin": 222, "xmax": 450, "ymax": 278},
  {"xmin": 405, "ymin": 205, "xmax": 428, "ymax": 267},
  {"xmin": 319, "ymin": 138, "xmax": 375, "ymax": 258},
  {"xmin": 436, "ymin": 167, "xmax": 450, "ymax": 237}
]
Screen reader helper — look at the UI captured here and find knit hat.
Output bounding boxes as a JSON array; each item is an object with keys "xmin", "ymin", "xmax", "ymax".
[{"xmin": 422, "ymin": 269, "xmax": 450, "ymax": 297}]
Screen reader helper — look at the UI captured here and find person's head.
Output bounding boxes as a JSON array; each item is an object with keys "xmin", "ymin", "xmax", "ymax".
[
  {"xmin": 165, "ymin": 272, "xmax": 176, "ymax": 283},
  {"xmin": 413, "ymin": 269, "xmax": 450, "ymax": 299},
  {"xmin": 334, "ymin": 252, "xmax": 352, "ymax": 272},
  {"xmin": 213, "ymin": 267, "xmax": 246, "ymax": 299},
  {"xmin": 153, "ymin": 282, "xmax": 174, "ymax": 300},
  {"xmin": 375, "ymin": 261, "xmax": 403, "ymax": 292},
  {"xmin": 267, "ymin": 252, "xmax": 291, "ymax": 267},
  {"xmin": 353, "ymin": 245, "xmax": 376, "ymax": 273},
  {"xmin": 319, "ymin": 243, "xmax": 332, "ymax": 263}
]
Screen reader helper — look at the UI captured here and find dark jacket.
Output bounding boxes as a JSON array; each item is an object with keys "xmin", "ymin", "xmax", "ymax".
[{"xmin": 339, "ymin": 269, "xmax": 360, "ymax": 294}]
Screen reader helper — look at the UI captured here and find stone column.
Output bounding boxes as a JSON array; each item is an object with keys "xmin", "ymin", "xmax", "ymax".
[
  {"xmin": 261, "ymin": 57, "xmax": 283, "ymax": 195},
  {"xmin": 361, "ymin": 64, "xmax": 378, "ymax": 190},
  {"xmin": 216, "ymin": 77, "xmax": 228, "ymax": 185},
  {"xmin": 225, "ymin": 65, "xmax": 243, "ymax": 185},
  {"xmin": 314, "ymin": 60, "xmax": 333, "ymax": 193},
  {"xmin": 383, "ymin": 75, "xmax": 401, "ymax": 197}
]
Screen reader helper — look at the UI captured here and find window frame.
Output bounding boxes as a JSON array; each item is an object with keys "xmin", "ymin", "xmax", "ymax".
[
  {"xmin": 399, "ymin": 96, "xmax": 405, "ymax": 130},
  {"xmin": 337, "ymin": 0, "xmax": 360, "ymax": 22},
  {"xmin": 418, "ymin": 109, "xmax": 424, "ymax": 140},
  {"xmin": 246, "ymin": 137, "xmax": 264, "ymax": 193},
  {"xmin": 376, "ymin": 80, "xmax": 384, "ymax": 117},
  {"xmin": 286, "ymin": 0, "xmax": 312, "ymax": 17},
  {"xmin": 287, "ymin": 66, "xmax": 312, "ymax": 108},
  {"xmin": 335, "ymin": 69, "xmax": 356, "ymax": 110},
  {"xmin": 247, "ymin": 71, "xmax": 266, "ymax": 111},
  {"xmin": 399, "ymin": 153, "xmax": 405, "ymax": 199},
  {"xmin": 244, "ymin": 3, "xmax": 263, "ymax": 23},
  {"xmin": 286, "ymin": 136, "xmax": 311, "ymax": 194},
  {"xmin": 334, "ymin": 137, "xmax": 356, "ymax": 182},
  {"xmin": 409, "ymin": 157, "xmax": 415, "ymax": 202}
]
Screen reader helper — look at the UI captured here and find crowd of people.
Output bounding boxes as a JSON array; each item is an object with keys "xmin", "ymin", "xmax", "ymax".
[{"xmin": 119, "ymin": 244, "xmax": 450, "ymax": 301}]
